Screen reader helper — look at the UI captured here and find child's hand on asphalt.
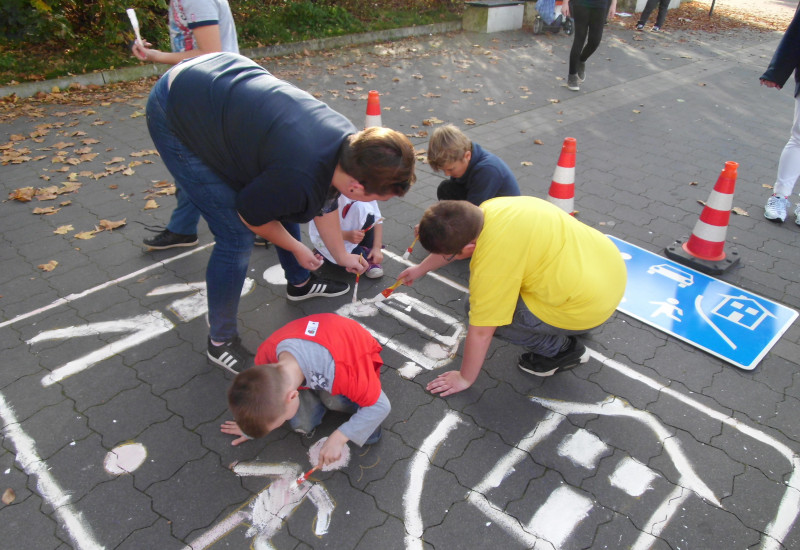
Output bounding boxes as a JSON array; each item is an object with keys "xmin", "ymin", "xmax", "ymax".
[
  {"xmin": 220, "ymin": 420, "xmax": 251, "ymax": 446},
  {"xmin": 426, "ymin": 370, "xmax": 471, "ymax": 396}
]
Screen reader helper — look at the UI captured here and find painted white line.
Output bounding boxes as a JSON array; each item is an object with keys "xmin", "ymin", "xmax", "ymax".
[
  {"xmin": 182, "ymin": 510, "xmax": 250, "ymax": 550},
  {"xmin": 382, "ymin": 249, "xmax": 470, "ymax": 294},
  {"xmin": 473, "ymin": 412, "xmax": 564, "ymax": 494},
  {"xmin": 404, "ymin": 411, "xmax": 463, "ymax": 550},
  {"xmin": 29, "ymin": 311, "xmax": 175, "ymax": 386},
  {"xmin": 0, "ymin": 243, "xmax": 214, "ymax": 329},
  {"xmin": 631, "ymin": 486, "xmax": 690, "ymax": 550},
  {"xmin": 467, "ymin": 491, "xmax": 542, "ymax": 548},
  {"xmin": 0, "ymin": 392, "xmax": 104, "ymax": 550}
]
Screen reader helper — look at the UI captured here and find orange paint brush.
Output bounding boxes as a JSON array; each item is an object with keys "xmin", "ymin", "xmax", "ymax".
[
  {"xmin": 296, "ymin": 465, "xmax": 319, "ymax": 485},
  {"xmin": 402, "ymin": 235, "xmax": 419, "ymax": 260},
  {"xmin": 374, "ymin": 278, "xmax": 404, "ymax": 302}
]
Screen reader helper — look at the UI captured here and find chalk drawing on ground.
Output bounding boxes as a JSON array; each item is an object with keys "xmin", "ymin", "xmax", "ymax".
[
  {"xmin": 182, "ymin": 462, "xmax": 334, "ymax": 550},
  {"xmin": 447, "ymin": 354, "xmax": 798, "ymax": 550},
  {"xmin": 27, "ymin": 279, "xmax": 255, "ymax": 386}
]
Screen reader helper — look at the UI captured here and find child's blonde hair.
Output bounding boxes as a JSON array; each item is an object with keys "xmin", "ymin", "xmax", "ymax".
[
  {"xmin": 227, "ymin": 365, "xmax": 291, "ymax": 438},
  {"xmin": 427, "ymin": 124, "xmax": 472, "ymax": 172}
]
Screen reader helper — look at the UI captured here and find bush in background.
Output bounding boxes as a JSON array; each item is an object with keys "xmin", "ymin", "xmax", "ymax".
[{"xmin": 0, "ymin": 0, "xmax": 461, "ymax": 85}]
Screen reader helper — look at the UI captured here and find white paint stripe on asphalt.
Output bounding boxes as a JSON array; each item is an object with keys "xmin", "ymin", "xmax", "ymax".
[
  {"xmin": 0, "ymin": 392, "xmax": 104, "ymax": 550},
  {"xmin": 403, "ymin": 411, "xmax": 462, "ymax": 550},
  {"xmin": 0, "ymin": 243, "xmax": 215, "ymax": 329}
]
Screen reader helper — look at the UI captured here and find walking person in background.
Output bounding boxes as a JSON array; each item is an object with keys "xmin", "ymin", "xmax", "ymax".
[
  {"xmin": 635, "ymin": 0, "xmax": 670, "ymax": 32},
  {"xmin": 132, "ymin": 0, "xmax": 239, "ymax": 250},
  {"xmin": 562, "ymin": 0, "xmax": 616, "ymax": 91},
  {"xmin": 761, "ymin": 8, "xmax": 800, "ymax": 225}
]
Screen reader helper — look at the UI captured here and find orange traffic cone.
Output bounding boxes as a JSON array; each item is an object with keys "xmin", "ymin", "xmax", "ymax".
[
  {"xmin": 365, "ymin": 90, "xmax": 382, "ymax": 128},
  {"xmin": 547, "ymin": 137, "xmax": 576, "ymax": 215},
  {"xmin": 665, "ymin": 161, "xmax": 740, "ymax": 275}
]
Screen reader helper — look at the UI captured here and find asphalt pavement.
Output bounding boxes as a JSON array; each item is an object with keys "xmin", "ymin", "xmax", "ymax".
[{"xmin": 1, "ymin": 8, "xmax": 799, "ymax": 550}]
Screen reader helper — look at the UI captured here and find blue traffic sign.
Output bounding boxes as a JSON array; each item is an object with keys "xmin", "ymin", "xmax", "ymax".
[{"xmin": 609, "ymin": 236, "xmax": 798, "ymax": 370}]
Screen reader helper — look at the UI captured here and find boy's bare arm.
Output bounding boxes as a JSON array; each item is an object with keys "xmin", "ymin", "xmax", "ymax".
[{"xmin": 427, "ymin": 324, "xmax": 496, "ymax": 396}]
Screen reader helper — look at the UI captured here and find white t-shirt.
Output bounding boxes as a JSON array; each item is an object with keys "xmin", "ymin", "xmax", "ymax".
[
  {"xmin": 169, "ymin": 0, "xmax": 239, "ymax": 55},
  {"xmin": 309, "ymin": 196, "xmax": 383, "ymax": 264}
]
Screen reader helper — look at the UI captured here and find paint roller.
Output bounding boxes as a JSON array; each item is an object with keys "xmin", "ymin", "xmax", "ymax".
[{"xmin": 126, "ymin": 8, "xmax": 143, "ymax": 45}]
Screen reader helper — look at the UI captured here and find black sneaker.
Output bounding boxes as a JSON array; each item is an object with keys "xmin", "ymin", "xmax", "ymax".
[
  {"xmin": 143, "ymin": 229, "xmax": 198, "ymax": 250},
  {"xmin": 207, "ymin": 336, "xmax": 252, "ymax": 374},
  {"xmin": 254, "ymin": 236, "xmax": 270, "ymax": 248},
  {"xmin": 518, "ymin": 336, "xmax": 590, "ymax": 377},
  {"xmin": 286, "ymin": 274, "xmax": 349, "ymax": 301},
  {"xmin": 635, "ymin": 23, "xmax": 644, "ymax": 31}
]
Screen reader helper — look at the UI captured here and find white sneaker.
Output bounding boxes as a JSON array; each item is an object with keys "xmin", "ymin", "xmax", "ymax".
[
  {"xmin": 795, "ymin": 203, "xmax": 800, "ymax": 226},
  {"xmin": 764, "ymin": 195, "xmax": 790, "ymax": 222}
]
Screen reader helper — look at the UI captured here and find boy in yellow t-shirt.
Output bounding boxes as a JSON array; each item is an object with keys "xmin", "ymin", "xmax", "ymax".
[{"xmin": 398, "ymin": 197, "xmax": 626, "ymax": 397}]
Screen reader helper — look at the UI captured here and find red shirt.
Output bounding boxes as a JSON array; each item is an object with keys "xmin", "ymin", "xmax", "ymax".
[{"xmin": 256, "ymin": 314, "xmax": 383, "ymax": 407}]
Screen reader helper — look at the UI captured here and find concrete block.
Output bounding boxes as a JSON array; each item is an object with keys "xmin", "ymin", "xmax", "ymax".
[{"xmin": 464, "ymin": 0, "xmax": 525, "ymax": 33}]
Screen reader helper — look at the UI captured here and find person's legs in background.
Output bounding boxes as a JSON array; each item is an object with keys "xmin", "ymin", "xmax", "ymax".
[{"xmin": 766, "ymin": 95, "xmax": 800, "ymax": 223}]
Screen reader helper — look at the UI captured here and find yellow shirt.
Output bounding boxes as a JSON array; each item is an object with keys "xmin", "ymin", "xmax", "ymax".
[{"xmin": 469, "ymin": 196, "xmax": 626, "ymax": 331}]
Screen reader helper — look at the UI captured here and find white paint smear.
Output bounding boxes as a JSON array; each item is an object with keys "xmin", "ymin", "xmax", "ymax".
[
  {"xmin": 557, "ymin": 429, "xmax": 609, "ymax": 469},
  {"xmin": 262, "ymin": 264, "xmax": 288, "ymax": 285},
  {"xmin": 609, "ymin": 457, "xmax": 657, "ymax": 497},
  {"xmin": 308, "ymin": 437, "xmax": 351, "ymax": 471},
  {"xmin": 526, "ymin": 486, "xmax": 593, "ymax": 546},
  {"xmin": 104, "ymin": 442, "xmax": 147, "ymax": 474},
  {"xmin": 397, "ymin": 361, "xmax": 423, "ymax": 379},
  {"xmin": 337, "ymin": 301, "xmax": 379, "ymax": 318}
]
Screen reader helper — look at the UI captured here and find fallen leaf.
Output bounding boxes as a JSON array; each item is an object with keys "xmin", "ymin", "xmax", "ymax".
[
  {"xmin": 533, "ymin": 139, "xmax": 543, "ymax": 145},
  {"xmin": 463, "ymin": 118, "xmax": 476, "ymax": 125},
  {"xmin": 32, "ymin": 206, "xmax": 59, "ymax": 215},
  {"xmin": 732, "ymin": 206, "xmax": 749, "ymax": 216},
  {"xmin": 422, "ymin": 117, "xmax": 444, "ymax": 126},
  {"xmin": 38, "ymin": 260, "xmax": 58, "ymax": 271},
  {"xmin": 9, "ymin": 187, "xmax": 35, "ymax": 202},
  {"xmin": 54, "ymin": 225, "xmax": 74, "ymax": 234},
  {"xmin": 144, "ymin": 199, "xmax": 159, "ymax": 210},
  {"xmin": 97, "ymin": 219, "xmax": 126, "ymax": 231},
  {"xmin": 521, "ymin": 161, "xmax": 533, "ymax": 166},
  {"xmin": 74, "ymin": 231, "xmax": 97, "ymax": 240},
  {"xmin": 548, "ymin": 98, "xmax": 560, "ymax": 104},
  {"xmin": 690, "ymin": 181, "xmax": 699, "ymax": 186},
  {"xmin": 632, "ymin": 110, "xmax": 641, "ymax": 114},
  {"xmin": 1, "ymin": 488, "xmax": 15, "ymax": 505}
]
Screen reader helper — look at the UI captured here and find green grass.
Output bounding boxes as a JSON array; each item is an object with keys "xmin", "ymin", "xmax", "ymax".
[{"xmin": 0, "ymin": 2, "xmax": 459, "ymax": 87}]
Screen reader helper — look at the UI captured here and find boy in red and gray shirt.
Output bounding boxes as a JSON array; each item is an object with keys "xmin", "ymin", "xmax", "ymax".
[{"xmin": 221, "ymin": 314, "xmax": 389, "ymax": 467}]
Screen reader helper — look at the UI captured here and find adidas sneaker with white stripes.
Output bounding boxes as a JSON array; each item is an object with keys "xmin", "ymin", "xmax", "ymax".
[
  {"xmin": 207, "ymin": 336, "xmax": 252, "ymax": 374},
  {"xmin": 287, "ymin": 274, "xmax": 349, "ymax": 301}
]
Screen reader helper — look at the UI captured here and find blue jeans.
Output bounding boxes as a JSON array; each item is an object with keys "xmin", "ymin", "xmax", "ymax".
[
  {"xmin": 491, "ymin": 297, "xmax": 592, "ymax": 357},
  {"xmin": 146, "ymin": 76, "xmax": 310, "ymax": 341},
  {"xmin": 166, "ymin": 189, "xmax": 201, "ymax": 235},
  {"xmin": 289, "ymin": 389, "xmax": 358, "ymax": 434}
]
